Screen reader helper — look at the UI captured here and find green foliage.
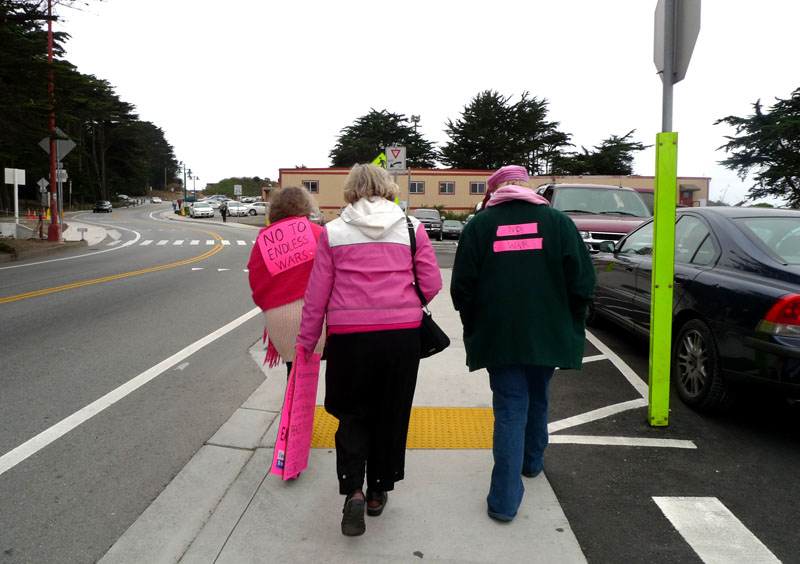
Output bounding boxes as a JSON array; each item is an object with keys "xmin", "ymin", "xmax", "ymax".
[
  {"xmin": 0, "ymin": 1, "xmax": 179, "ymax": 209},
  {"xmin": 553, "ymin": 130, "xmax": 650, "ymax": 175},
  {"xmin": 439, "ymin": 91, "xmax": 571, "ymax": 173},
  {"xmin": 329, "ymin": 109, "xmax": 437, "ymax": 168},
  {"xmin": 205, "ymin": 177, "xmax": 266, "ymax": 197},
  {"xmin": 716, "ymin": 88, "xmax": 800, "ymax": 207}
]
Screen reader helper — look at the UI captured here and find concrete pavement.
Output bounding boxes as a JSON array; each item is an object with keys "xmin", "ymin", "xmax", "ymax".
[{"xmin": 98, "ymin": 269, "xmax": 587, "ymax": 564}]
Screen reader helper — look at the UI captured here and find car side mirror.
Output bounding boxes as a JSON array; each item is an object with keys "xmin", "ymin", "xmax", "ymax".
[{"xmin": 598, "ymin": 240, "xmax": 616, "ymax": 253}]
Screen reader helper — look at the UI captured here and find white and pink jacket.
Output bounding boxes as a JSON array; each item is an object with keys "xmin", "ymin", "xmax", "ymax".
[{"xmin": 296, "ymin": 197, "xmax": 442, "ymax": 351}]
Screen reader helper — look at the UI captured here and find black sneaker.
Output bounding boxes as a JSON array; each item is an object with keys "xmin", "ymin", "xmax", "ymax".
[{"xmin": 341, "ymin": 493, "xmax": 366, "ymax": 536}]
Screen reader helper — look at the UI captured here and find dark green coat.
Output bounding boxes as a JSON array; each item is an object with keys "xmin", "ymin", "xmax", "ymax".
[{"xmin": 451, "ymin": 200, "xmax": 596, "ymax": 371}]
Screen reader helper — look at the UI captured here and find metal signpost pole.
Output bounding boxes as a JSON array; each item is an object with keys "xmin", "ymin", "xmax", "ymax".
[{"xmin": 649, "ymin": 0, "xmax": 699, "ymax": 426}]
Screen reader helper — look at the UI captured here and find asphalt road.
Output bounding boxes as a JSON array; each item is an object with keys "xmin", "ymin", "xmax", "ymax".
[
  {"xmin": 2, "ymin": 208, "xmax": 798, "ymax": 563},
  {"xmin": 0, "ymin": 205, "xmax": 267, "ymax": 564}
]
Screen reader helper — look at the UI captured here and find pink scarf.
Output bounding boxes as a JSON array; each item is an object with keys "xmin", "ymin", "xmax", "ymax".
[{"xmin": 485, "ymin": 185, "xmax": 550, "ymax": 208}]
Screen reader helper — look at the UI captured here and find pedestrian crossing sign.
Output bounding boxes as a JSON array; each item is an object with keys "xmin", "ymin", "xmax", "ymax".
[{"xmin": 371, "ymin": 153, "xmax": 386, "ymax": 168}]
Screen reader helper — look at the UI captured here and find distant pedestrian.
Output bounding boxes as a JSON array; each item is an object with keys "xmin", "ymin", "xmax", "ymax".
[
  {"xmin": 172, "ymin": 201, "xmax": 176, "ymax": 212},
  {"xmin": 220, "ymin": 201, "xmax": 228, "ymax": 222},
  {"xmin": 297, "ymin": 164, "xmax": 442, "ymax": 536},
  {"xmin": 451, "ymin": 165, "xmax": 595, "ymax": 522},
  {"xmin": 247, "ymin": 187, "xmax": 326, "ymax": 377}
]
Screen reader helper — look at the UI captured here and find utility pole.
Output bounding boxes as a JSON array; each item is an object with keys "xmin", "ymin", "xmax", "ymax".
[{"xmin": 46, "ymin": 0, "xmax": 60, "ymax": 241}]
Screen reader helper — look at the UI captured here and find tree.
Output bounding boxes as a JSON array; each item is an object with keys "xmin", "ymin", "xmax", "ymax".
[
  {"xmin": 715, "ymin": 88, "xmax": 800, "ymax": 206},
  {"xmin": 439, "ymin": 90, "xmax": 571, "ymax": 172},
  {"xmin": 554, "ymin": 130, "xmax": 649, "ymax": 175},
  {"xmin": 329, "ymin": 109, "xmax": 437, "ymax": 168}
]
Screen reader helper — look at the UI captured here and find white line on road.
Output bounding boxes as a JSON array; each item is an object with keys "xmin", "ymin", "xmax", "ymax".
[
  {"xmin": 237, "ymin": 240, "xmax": 246, "ymax": 246},
  {"xmin": 206, "ymin": 240, "xmax": 214, "ymax": 245},
  {"xmin": 549, "ymin": 398, "xmax": 649, "ymax": 433},
  {"xmin": 173, "ymin": 240, "xmax": 184, "ymax": 245},
  {"xmin": 586, "ymin": 329, "xmax": 650, "ymax": 399},
  {"xmin": 550, "ymin": 435, "xmax": 696, "ymax": 449},
  {"xmin": 653, "ymin": 497, "xmax": 781, "ymax": 563},
  {"xmin": 156, "ymin": 240, "xmax": 168, "ymax": 246},
  {"xmin": 221, "ymin": 240, "xmax": 230, "ymax": 245},
  {"xmin": 140, "ymin": 240, "xmax": 153, "ymax": 246},
  {"xmin": 0, "ymin": 307, "xmax": 262, "ymax": 478},
  {"xmin": 190, "ymin": 240, "xmax": 199, "ymax": 245}
]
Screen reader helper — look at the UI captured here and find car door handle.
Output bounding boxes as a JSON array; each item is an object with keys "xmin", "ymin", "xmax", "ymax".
[
  {"xmin": 674, "ymin": 274, "xmax": 689, "ymax": 285},
  {"xmin": 625, "ymin": 265, "xmax": 634, "ymax": 272}
]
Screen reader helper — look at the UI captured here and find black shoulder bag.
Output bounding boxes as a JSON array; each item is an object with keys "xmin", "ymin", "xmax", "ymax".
[{"xmin": 406, "ymin": 217, "xmax": 450, "ymax": 358}]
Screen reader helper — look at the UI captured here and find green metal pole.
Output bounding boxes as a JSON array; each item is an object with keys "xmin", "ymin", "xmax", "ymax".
[{"xmin": 649, "ymin": 131, "xmax": 678, "ymax": 426}]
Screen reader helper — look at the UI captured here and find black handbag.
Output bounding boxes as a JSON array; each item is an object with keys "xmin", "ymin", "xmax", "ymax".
[{"xmin": 406, "ymin": 218, "xmax": 450, "ymax": 358}]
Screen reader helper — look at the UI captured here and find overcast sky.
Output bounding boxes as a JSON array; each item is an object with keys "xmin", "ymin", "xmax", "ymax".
[{"xmin": 60, "ymin": 0, "xmax": 797, "ymax": 204}]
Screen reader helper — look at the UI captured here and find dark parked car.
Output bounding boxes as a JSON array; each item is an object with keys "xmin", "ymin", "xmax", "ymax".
[
  {"xmin": 591, "ymin": 206, "xmax": 800, "ymax": 411},
  {"xmin": 93, "ymin": 200, "xmax": 112, "ymax": 213},
  {"xmin": 412, "ymin": 208, "xmax": 444, "ymax": 241},
  {"xmin": 536, "ymin": 183, "xmax": 651, "ymax": 252},
  {"xmin": 442, "ymin": 220, "xmax": 463, "ymax": 240}
]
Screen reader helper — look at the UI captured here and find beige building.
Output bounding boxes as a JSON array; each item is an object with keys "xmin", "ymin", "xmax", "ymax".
[{"xmin": 277, "ymin": 168, "xmax": 710, "ymax": 223}]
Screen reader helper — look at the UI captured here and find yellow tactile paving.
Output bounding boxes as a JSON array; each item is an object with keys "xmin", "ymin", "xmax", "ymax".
[{"xmin": 310, "ymin": 406, "xmax": 495, "ymax": 449}]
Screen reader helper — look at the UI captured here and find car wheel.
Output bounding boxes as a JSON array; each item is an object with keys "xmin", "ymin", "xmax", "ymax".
[
  {"xmin": 672, "ymin": 319, "xmax": 732, "ymax": 411},
  {"xmin": 249, "ymin": 209, "xmax": 256, "ymax": 216}
]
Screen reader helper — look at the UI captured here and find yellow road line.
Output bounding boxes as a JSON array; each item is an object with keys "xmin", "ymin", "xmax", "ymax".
[
  {"xmin": 0, "ymin": 235, "xmax": 224, "ymax": 305},
  {"xmin": 311, "ymin": 406, "xmax": 496, "ymax": 449}
]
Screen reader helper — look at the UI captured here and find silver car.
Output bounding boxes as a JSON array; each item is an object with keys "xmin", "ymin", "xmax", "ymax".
[{"xmin": 189, "ymin": 202, "xmax": 214, "ymax": 218}]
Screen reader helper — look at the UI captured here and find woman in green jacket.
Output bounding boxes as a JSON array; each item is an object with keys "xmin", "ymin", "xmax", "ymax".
[{"xmin": 451, "ymin": 165, "xmax": 595, "ymax": 522}]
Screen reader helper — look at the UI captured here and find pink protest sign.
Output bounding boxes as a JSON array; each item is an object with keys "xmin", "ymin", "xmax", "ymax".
[
  {"xmin": 496, "ymin": 223, "xmax": 538, "ymax": 237},
  {"xmin": 493, "ymin": 238, "xmax": 543, "ymax": 253},
  {"xmin": 270, "ymin": 350, "xmax": 322, "ymax": 480},
  {"xmin": 257, "ymin": 217, "xmax": 316, "ymax": 276},
  {"xmin": 270, "ymin": 364, "xmax": 295, "ymax": 477}
]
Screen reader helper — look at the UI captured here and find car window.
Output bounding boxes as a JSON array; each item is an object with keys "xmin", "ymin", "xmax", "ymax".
[
  {"xmin": 552, "ymin": 187, "xmax": 650, "ymax": 217},
  {"xmin": 443, "ymin": 220, "xmax": 461, "ymax": 228},
  {"xmin": 675, "ymin": 215, "xmax": 713, "ymax": 265},
  {"xmin": 736, "ymin": 217, "xmax": 800, "ymax": 264},
  {"xmin": 618, "ymin": 221, "xmax": 654, "ymax": 255}
]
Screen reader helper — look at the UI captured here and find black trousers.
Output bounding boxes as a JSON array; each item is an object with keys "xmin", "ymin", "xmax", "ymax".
[{"xmin": 324, "ymin": 328, "xmax": 420, "ymax": 495}]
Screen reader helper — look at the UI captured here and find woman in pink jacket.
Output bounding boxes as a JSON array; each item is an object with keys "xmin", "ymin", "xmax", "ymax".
[{"xmin": 297, "ymin": 164, "xmax": 442, "ymax": 536}]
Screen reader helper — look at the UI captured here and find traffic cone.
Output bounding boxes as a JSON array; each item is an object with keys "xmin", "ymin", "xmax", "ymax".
[{"xmin": 27, "ymin": 209, "xmax": 31, "ymax": 219}]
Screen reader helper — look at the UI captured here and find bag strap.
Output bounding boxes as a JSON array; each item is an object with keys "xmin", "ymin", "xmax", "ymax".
[{"xmin": 406, "ymin": 217, "xmax": 428, "ymax": 307}]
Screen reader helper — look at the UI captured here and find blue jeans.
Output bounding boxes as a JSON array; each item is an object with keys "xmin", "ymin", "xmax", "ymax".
[{"xmin": 487, "ymin": 365, "xmax": 554, "ymax": 521}]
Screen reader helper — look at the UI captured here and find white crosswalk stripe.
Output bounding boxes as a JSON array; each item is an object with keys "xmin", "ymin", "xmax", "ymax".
[
  {"xmin": 173, "ymin": 240, "xmax": 184, "ymax": 245},
  {"xmin": 206, "ymin": 240, "xmax": 214, "ymax": 245},
  {"xmin": 237, "ymin": 240, "xmax": 246, "ymax": 245},
  {"xmin": 221, "ymin": 240, "xmax": 230, "ymax": 245},
  {"xmin": 140, "ymin": 240, "xmax": 153, "ymax": 245},
  {"xmin": 156, "ymin": 240, "xmax": 168, "ymax": 246},
  {"xmin": 190, "ymin": 240, "xmax": 199, "ymax": 245}
]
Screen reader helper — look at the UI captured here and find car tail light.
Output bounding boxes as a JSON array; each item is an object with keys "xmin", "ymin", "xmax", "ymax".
[{"xmin": 759, "ymin": 294, "xmax": 800, "ymax": 336}]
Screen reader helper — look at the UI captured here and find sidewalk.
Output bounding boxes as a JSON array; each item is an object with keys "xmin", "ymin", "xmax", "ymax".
[
  {"xmin": 62, "ymin": 217, "xmax": 109, "ymax": 245},
  {"xmin": 98, "ymin": 269, "xmax": 587, "ymax": 564}
]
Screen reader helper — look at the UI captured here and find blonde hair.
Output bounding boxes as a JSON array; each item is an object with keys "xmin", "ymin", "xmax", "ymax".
[{"xmin": 342, "ymin": 164, "xmax": 399, "ymax": 204}]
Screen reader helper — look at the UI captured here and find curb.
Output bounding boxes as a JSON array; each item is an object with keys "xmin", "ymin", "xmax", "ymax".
[{"xmin": 0, "ymin": 240, "xmax": 88, "ymax": 264}]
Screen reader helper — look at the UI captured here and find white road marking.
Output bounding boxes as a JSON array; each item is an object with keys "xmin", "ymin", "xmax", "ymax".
[
  {"xmin": 237, "ymin": 240, "xmax": 246, "ymax": 246},
  {"xmin": 243, "ymin": 269, "xmax": 249, "ymax": 272},
  {"xmin": 190, "ymin": 240, "xmax": 199, "ymax": 245},
  {"xmin": 191, "ymin": 268, "xmax": 203, "ymax": 271},
  {"xmin": 0, "ymin": 307, "xmax": 262, "ymax": 478},
  {"xmin": 140, "ymin": 240, "xmax": 153, "ymax": 246},
  {"xmin": 218, "ymin": 268, "xmax": 230, "ymax": 272},
  {"xmin": 221, "ymin": 240, "xmax": 230, "ymax": 245},
  {"xmin": 156, "ymin": 240, "xmax": 168, "ymax": 246},
  {"xmin": 549, "ymin": 399, "xmax": 649, "ymax": 433},
  {"xmin": 173, "ymin": 240, "xmax": 184, "ymax": 245},
  {"xmin": 107, "ymin": 240, "xmax": 121, "ymax": 246},
  {"xmin": 206, "ymin": 240, "xmax": 214, "ymax": 245},
  {"xmin": 174, "ymin": 362, "xmax": 190, "ymax": 371},
  {"xmin": 0, "ymin": 217, "xmax": 141, "ymax": 270},
  {"xmin": 586, "ymin": 329, "xmax": 649, "ymax": 399},
  {"xmin": 653, "ymin": 497, "xmax": 781, "ymax": 564},
  {"xmin": 550, "ymin": 435, "xmax": 696, "ymax": 449}
]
